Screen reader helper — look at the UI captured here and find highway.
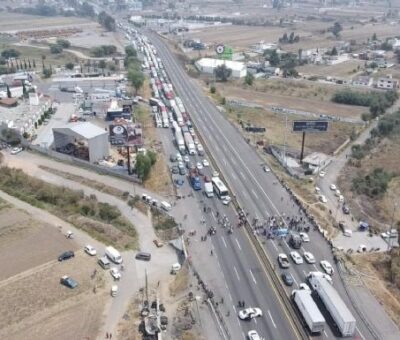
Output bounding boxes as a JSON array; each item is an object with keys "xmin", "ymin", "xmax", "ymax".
[{"xmin": 147, "ymin": 31, "xmax": 375, "ymax": 340}]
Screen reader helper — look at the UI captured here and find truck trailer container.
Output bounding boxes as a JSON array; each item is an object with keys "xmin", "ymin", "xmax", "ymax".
[
  {"xmin": 292, "ymin": 289, "xmax": 325, "ymax": 334},
  {"xmin": 175, "ymin": 128, "xmax": 186, "ymax": 153},
  {"xmin": 309, "ymin": 275, "xmax": 356, "ymax": 337},
  {"xmin": 183, "ymin": 132, "xmax": 196, "ymax": 155}
]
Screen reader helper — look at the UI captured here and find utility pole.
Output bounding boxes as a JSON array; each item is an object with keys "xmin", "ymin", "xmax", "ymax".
[
  {"xmin": 283, "ymin": 111, "xmax": 288, "ymax": 167},
  {"xmin": 388, "ymin": 202, "xmax": 398, "ymax": 251}
]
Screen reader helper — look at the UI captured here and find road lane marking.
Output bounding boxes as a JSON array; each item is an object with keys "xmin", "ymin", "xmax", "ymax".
[
  {"xmin": 231, "ymin": 172, "xmax": 237, "ymax": 180},
  {"xmin": 268, "ymin": 310, "xmax": 277, "ymax": 328},
  {"xmin": 323, "ymin": 330, "xmax": 328, "ymax": 338},
  {"xmin": 239, "ymin": 171, "xmax": 246, "ymax": 179},
  {"xmin": 356, "ymin": 326, "xmax": 366, "ymax": 340},
  {"xmin": 234, "ymin": 266, "xmax": 240, "ymax": 281},
  {"xmin": 271, "ymin": 240, "xmax": 278, "ymax": 251},
  {"xmin": 235, "ymin": 238, "xmax": 242, "ymax": 251},
  {"xmin": 221, "ymin": 236, "xmax": 227, "ymax": 248},
  {"xmin": 223, "ymin": 158, "xmax": 227, "ymax": 166},
  {"xmin": 251, "ymin": 189, "xmax": 259, "ymax": 199},
  {"xmin": 253, "ymin": 318, "xmax": 257, "ymax": 324},
  {"xmin": 292, "ymin": 275, "xmax": 299, "ymax": 287},
  {"xmin": 313, "ymin": 264, "xmax": 318, "ymax": 271},
  {"xmin": 302, "ymin": 270, "xmax": 307, "ymax": 277},
  {"xmin": 249, "ymin": 269, "xmax": 257, "ymax": 284}
]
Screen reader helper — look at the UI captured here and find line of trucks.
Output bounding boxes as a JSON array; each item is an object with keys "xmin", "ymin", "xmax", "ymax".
[{"xmin": 292, "ymin": 273, "xmax": 356, "ymax": 337}]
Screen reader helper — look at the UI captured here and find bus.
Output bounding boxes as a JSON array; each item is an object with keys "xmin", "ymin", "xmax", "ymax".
[{"xmin": 212, "ymin": 177, "xmax": 229, "ymax": 199}]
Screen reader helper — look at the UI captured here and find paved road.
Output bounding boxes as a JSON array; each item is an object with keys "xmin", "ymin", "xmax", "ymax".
[{"xmin": 147, "ymin": 32, "xmax": 378, "ymax": 340}]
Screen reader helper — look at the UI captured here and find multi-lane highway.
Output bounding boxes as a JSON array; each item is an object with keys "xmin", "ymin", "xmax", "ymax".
[{"xmin": 147, "ymin": 31, "xmax": 375, "ymax": 340}]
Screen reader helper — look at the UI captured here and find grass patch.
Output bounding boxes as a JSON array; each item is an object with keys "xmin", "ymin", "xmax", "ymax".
[
  {"xmin": 151, "ymin": 207, "xmax": 178, "ymax": 240},
  {"xmin": 0, "ymin": 166, "xmax": 137, "ymax": 250}
]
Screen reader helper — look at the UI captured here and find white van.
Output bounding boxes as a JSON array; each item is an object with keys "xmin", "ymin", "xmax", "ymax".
[
  {"xmin": 105, "ymin": 246, "xmax": 123, "ymax": 264},
  {"xmin": 161, "ymin": 201, "xmax": 172, "ymax": 211}
]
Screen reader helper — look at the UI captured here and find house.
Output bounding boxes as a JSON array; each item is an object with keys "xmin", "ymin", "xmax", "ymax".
[
  {"xmin": 376, "ymin": 76, "xmax": 398, "ymax": 90},
  {"xmin": 195, "ymin": 58, "xmax": 247, "ymax": 78},
  {"xmin": 250, "ymin": 41, "xmax": 277, "ymax": 54},
  {"xmin": 323, "ymin": 53, "xmax": 349, "ymax": 65},
  {"xmin": 352, "ymin": 76, "xmax": 373, "ymax": 87},
  {"xmin": 263, "ymin": 66, "xmax": 281, "ymax": 76}
]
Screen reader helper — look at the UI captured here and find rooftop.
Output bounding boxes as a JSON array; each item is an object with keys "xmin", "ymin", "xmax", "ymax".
[
  {"xmin": 54, "ymin": 122, "xmax": 108, "ymax": 140},
  {"xmin": 196, "ymin": 58, "xmax": 246, "ymax": 71}
]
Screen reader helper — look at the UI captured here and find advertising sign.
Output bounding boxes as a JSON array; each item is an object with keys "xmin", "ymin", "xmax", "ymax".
[{"xmin": 292, "ymin": 120, "xmax": 329, "ymax": 133}]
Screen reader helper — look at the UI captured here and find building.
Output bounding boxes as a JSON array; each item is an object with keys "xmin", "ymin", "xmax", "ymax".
[
  {"xmin": 106, "ymin": 99, "xmax": 132, "ymax": 121},
  {"xmin": 195, "ymin": 58, "xmax": 247, "ymax": 78},
  {"xmin": 250, "ymin": 41, "xmax": 277, "ymax": 54},
  {"xmin": 53, "ymin": 122, "xmax": 109, "ymax": 163},
  {"xmin": 323, "ymin": 53, "xmax": 349, "ymax": 65},
  {"xmin": 376, "ymin": 76, "xmax": 399, "ymax": 90},
  {"xmin": 352, "ymin": 76, "xmax": 373, "ymax": 87}
]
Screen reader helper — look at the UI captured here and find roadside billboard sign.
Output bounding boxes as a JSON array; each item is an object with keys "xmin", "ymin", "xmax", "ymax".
[{"xmin": 292, "ymin": 120, "xmax": 329, "ymax": 133}]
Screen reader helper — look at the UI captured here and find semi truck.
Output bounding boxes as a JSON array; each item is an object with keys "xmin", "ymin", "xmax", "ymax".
[
  {"xmin": 183, "ymin": 132, "xmax": 196, "ymax": 155},
  {"xmin": 291, "ymin": 289, "xmax": 326, "ymax": 334},
  {"xmin": 175, "ymin": 127, "xmax": 186, "ymax": 153},
  {"xmin": 309, "ymin": 275, "xmax": 356, "ymax": 337},
  {"xmin": 105, "ymin": 246, "xmax": 123, "ymax": 264}
]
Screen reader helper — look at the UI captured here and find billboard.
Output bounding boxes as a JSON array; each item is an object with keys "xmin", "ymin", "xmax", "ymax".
[
  {"xmin": 292, "ymin": 120, "xmax": 329, "ymax": 133},
  {"xmin": 109, "ymin": 123, "xmax": 143, "ymax": 146}
]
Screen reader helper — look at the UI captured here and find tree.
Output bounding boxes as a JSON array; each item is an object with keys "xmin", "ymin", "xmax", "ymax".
[
  {"xmin": 50, "ymin": 44, "xmax": 63, "ymax": 54},
  {"xmin": 289, "ymin": 32, "xmax": 295, "ymax": 43},
  {"xmin": 56, "ymin": 39, "xmax": 71, "ymax": 48},
  {"xmin": 98, "ymin": 11, "xmax": 116, "ymax": 31},
  {"xmin": 210, "ymin": 85, "xmax": 216, "ymax": 94},
  {"xmin": 127, "ymin": 67, "xmax": 144, "ymax": 94},
  {"xmin": 43, "ymin": 68, "xmax": 52, "ymax": 78},
  {"xmin": 1, "ymin": 49, "xmax": 20, "ymax": 59},
  {"xmin": 372, "ymin": 33, "xmax": 377, "ymax": 41},
  {"xmin": 135, "ymin": 153, "xmax": 152, "ymax": 180},
  {"xmin": 6, "ymin": 85, "xmax": 11, "ymax": 98},
  {"xmin": 22, "ymin": 83, "xmax": 27, "ymax": 97},
  {"xmin": 98, "ymin": 60, "xmax": 106, "ymax": 74},
  {"xmin": 214, "ymin": 64, "xmax": 232, "ymax": 82},
  {"xmin": 267, "ymin": 50, "xmax": 280, "ymax": 66},
  {"xmin": 330, "ymin": 47, "xmax": 338, "ymax": 56},
  {"xmin": 65, "ymin": 62, "xmax": 74, "ymax": 70},
  {"xmin": 125, "ymin": 46, "xmax": 137, "ymax": 58},
  {"xmin": 245, "ymin": 72, "xmax": 254, "ymax": 86},
  {"xmin": 331, "ymin": 22, "xmax": 343, "ymax": 38},
  {"xmin": 32, "ymin": 59, "xmax": 36, "ymax": 68}
]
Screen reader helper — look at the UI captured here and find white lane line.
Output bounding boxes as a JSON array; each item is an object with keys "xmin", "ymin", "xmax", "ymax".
[
  {"xmin": 292, "ymin": 275, "xmax": 299, "ymax": 287},
  {"xmin": 231, "ymin": 172, "xmax": 237, "ymax": 180},
  {"xmin": 251, "ymin": 189, "xmax": 259, "ymax": 199},
  {"xmin": 356, "ymin": 327, "xmax": 366, "ymax": 340},
  {"xmin": 271, "ymin": 240, "xmax": 278, "ymax": 251},
  {"xmin": 249, "ymin": 269, "xmax": 257, "ymax": 285},
  {"xmin": 234, "ymin": 266, "xmax": 240, "ymax": 281},
  {"xmin": 313, "ymin": 264, "xmax": 318, "ymax": 271},
  {"xmin": 323, "ymin": 330, "xmax": 328, "ymax": 338},
  {"xmin": 253, "ymin": 318, "xmax": 257, "ymax": 324},
  {"xmin": 239, "ymin": 171, "xmax": 246, "ymax": 179},
  {"xmin": 302, "ymin": 270, "xmax": 307, "ymax": 277},
  {"xmin": 268, "ymin": 310, "xmax": 277, "ymax": 328},
  {"xmin": 223, "ymin": 158, "xmax": 227, "ymax": 166},
  {"xmin": 235, "ymin": 238, "xmax": 242, "ymax": 251},
  {"xmin": 221, "ymin": 236, "xmax": 227, "ymax": 248}
]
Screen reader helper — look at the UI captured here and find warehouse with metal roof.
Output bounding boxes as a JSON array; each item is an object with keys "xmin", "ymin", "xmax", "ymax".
[
  {"xmin": 52, "ymin": 122, "xmax": 109, "ymax": 163},
  {"xmin": 195, "ymin": 58, "xmax": 247, "ymax": 78}
]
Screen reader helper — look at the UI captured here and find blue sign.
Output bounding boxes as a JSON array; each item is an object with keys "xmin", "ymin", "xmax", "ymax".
[{"xmin": 293, "ymin": 120, "xmax": 329, "ymax": 133}]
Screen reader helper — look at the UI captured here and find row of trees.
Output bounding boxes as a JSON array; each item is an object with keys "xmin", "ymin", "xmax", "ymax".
[
  {"xmin": 135, "ymin": 151, "xmax": 157, "ymax": 180},
  {"xmin": 125, "ymin": 46, "xmax": 144, "ymax": 94},
  {"xmin": 49, "ymin": 39, "xmax": 71, "ymax": 54},
  {"xmin": 91, "ymin": 45, "xmax": 117, "ymax": 57},
  {"xmin": 278, "ymin": 32, "xmax": 300, "ymax": 44},
  {"xmin": 333, "ymin": 90, "xmax": 398, "ymax": 119},
  {"xmin": 98, "ymin": 11, "xmax": 116, "ymax": 31}
]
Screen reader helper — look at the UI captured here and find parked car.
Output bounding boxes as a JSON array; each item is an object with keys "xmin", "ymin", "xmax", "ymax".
[
  {"xmin": 263, "ymin": 165, "xmax": 270, "ymax": 172},
  {"xmin": 179, "ymin": 167, "xmax": 186, "ymax": 175},
  {"xmin": 212, "ymin": 171, "xmax": 219, "ymax": 177},
  {"xmin": 238, "ymin": 307, "xmax": 262, "ymax": 320},
  {"xmin": 247, "ymin": 330, "xmax": 262, "ymax": 340},
  {"xmin": 342, "ymin": 205, "xmax": 350, "ymax": 214},
  {"xmin": 10, "ymin": 147, "xmax": 23, "ymax": 155},
  {"xmin": 278, "ymin": 253, "xmax": 290, "ymax": 268},
  {"xmin": 281, "ymin": 273, "xmax": 294, "ymax": 286},
  {"xmin": 60, "ymin": 275, "xmax": 78, "ymax": 289},
  {"xmin": 318, "ymin": 195, "xmax": 327, "ymax": 203},
  {"xmin": 319, "ymin": 171, "xmax": 326, "ymax": 178},
  {"xmin": 169, "ymin": 154, "xmax": 177, "ymax": 162},
  {"xmin": 183, "ymin": 155, "xmax": 190, "ymax": 163},
  {"xmin": 196, "ymin": 162, "xmax": 203, "ymax": 170},
  {"xmin": 381, "ymin": 229, "xmax": 399, "ymax": 239},
  {"xmin": 299, "ymin": 232, "xmax": 309, "ymax": 242},
  {"xmin": 320, "ymin": 260, "xmax": 334, "ymax": 275},
  {"xmin": 171, "ymin": 166, "xmax": 179, "ymax": 174},
  {"xmin": 202, "ymin": 159, "xmax": 210, "ymax": 167},
  {"xmin": 110, "ymin": 267, "xmax": 121, "ymax": 280},
  {"xmin": 58, "ymin": 250, "xmax": 75, "ymax": 262},
  {"xmin": 84, "ymin": 245, "xmax": 97, "ymax": 256},
  {"xmin": 290, "ymin": 251, "xmax": 303, "ymax": 264},
  {"xmin": 335, "ymin": 189, "xmax": 341, "ymax": 197},
  {"xmin": 330, "ymin": 184, "xmax": 337, "ymax": 190},
  {"xmin": 303, "ymin": 252, "xmax": 316, "ymax": 264}
]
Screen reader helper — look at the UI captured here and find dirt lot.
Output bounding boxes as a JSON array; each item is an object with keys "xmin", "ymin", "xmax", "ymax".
[
  {"xmin": 297, "ymin": 59, "xmax": 365, "ymax": 78},
  {"xmin": 215, "ymin": 82, "xmax": 367, "ymax": 120},
  {"xmin": 0, "ymin": 13, "xmax": 93, "ymax": 33},
  {"xmin": 0, "ymin": 205, "xmax": 107, "ymax": 340}
]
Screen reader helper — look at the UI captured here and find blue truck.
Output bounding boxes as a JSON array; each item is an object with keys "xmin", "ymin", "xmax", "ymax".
[{"xmin": 189, "ymin": 169, "xmax": 202, "ymax": 190}]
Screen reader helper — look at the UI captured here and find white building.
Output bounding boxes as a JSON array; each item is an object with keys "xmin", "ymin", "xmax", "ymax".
[
  {"xmin": 195, "ymin": 58, "xmax": 247, "ymax": 78},
  {"xmin": 376, "ymin": 76, "xmax": 398, "ymax": 90},
  {"xmin": 250, "ymin": 41, "xmax": 277, "ymax": 54},
  {"xmin": 352, "ymin": 76, "xmax": 373, "ymax": 87}
]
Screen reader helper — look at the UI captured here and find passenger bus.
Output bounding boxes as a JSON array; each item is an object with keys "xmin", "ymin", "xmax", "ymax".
[{"xmin": 212, "ymin": 177, "xmax": 229, "ymax": 199}]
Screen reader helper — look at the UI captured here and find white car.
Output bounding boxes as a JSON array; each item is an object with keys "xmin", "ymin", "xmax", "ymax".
[
  {"xmin": 183, "ymin": 155, "xmax": 190, "ymax": 163},
  {"xmin": 278, "ymin": 253, "xmax": 290, "ymax": 268},
  {"xmin": 263, "ymin": 165, "xmax": 270, "ymax": 172},
  {"xmin": 381, "ymin": 229, "xmax": 399, "ymax": 239},
  {"xmin": 212, "ymin": 171, "xmax": 219, "ymax": 177},
  {"xmin": 320, "ymin": 260, "xmax": 334, "ymax": 275},
  {"xmin": 11, "ymin": 147, "xmax": 23, "ymax": 155},
  {"xmin": 299, "ymin": 283, "xmax": 311, "ymax": 291},
  {"xmin": 330, "ymin": 184, "xmax": 337, "ymax": 190},
  {"xmin": 319, "ymin": 195, "xmax": 327, "ymax": 203},
  {"xmin": 248, "ymin": 330, "xmax": 262, "ymax": 340},
  {"xmin": 335, "ymin": 189, "xmax": 341, "ymax": 197},
  {"xmin": 222, "ymin": 196, "xmax": 231, "ymax": 205},
  {"xmin": 319, "ymin": 171, "xmax": 326, "ymax": 178},
  {"xmin": 303, "ymin": 252, "xmax": 316, "ymax": 264},
  {"xmin": 202, "ymin": 159, "xmax": 210, "ymax": 167},
  {"xmin": 189, "ymin": 127, "xmax": 195, "ymax": 136},
  {"xmin": 299, "ymin": 232, "xmax": 309, "ymax": 242},
  {"xmin": 84, "ymin": 245, "xmax": 97, "ymax": 256},
  {"xmin": 238, "ymin": 307, "xmax": 263, "ymax": 320},
  {"xmin": 196, "ymin": 162, "xmax": 203, "ymax": 170},
  {"xmin": 176, "ymin": 153, "xmax": 183, "ymax": 162},
  {"xmin": 315, "ymin": 186, "xmax": 321, "ymax": 194},
  {"xmin": 338, "ymin": 194, "xmax": 344, "ymax": 202},
  {"xmin": 290, "ymin": 251, "xmax": 303, "ymax": 264},
  {"xmin": 194, "ymin": 137, "xmax": 199, "ymax": 145},
  {"xmin": 110, "ymin": 267, "xmax": 121, "ymax": 280}
]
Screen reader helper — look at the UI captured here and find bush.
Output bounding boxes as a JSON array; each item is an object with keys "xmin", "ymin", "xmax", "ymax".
[
  {"xmin": 42, "ymin": 68, "xmax": 52, "ymax": 78},
  {"xmin": 56, "ymin": 39, "xmax": 70, "ymax": 48},
  {"xmin": 1, "ymin": 48, "xmax": 20, "ymax": 59},
  {"xmin": 50, "ymin": 44, "xmax": 63, "ymax": 54},
  {"xmin": 91, "ymin": 45, "xmax": 117, "ymax": 57},
  {"xmin": 98, "ymin": 202, "xmax": 121, "ymax": 222},
  {"xmin": 352, "ymin": 168, "xmax": 393, "ymax": 198},
  {"xmin": 65, "ymin": 62, "xmax": 74, "ymax": 70},
  {"xmin": 210, "ymin": 86, "xmax": 216, "ymax": 94}
]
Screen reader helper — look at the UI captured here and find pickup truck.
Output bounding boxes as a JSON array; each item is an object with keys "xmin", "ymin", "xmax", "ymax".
[{"xmin": 278, "ymin": 253, "xmax": 290, "ymax": 268}]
